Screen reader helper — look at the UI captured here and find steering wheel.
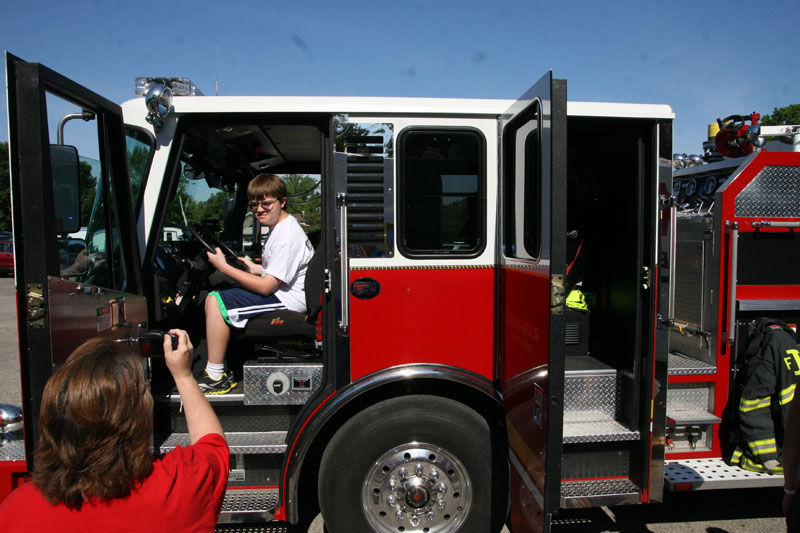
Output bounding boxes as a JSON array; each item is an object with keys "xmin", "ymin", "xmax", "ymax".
[{"xmin": 184, "ymin": 222, "xmax": 248, "ymax": 272}]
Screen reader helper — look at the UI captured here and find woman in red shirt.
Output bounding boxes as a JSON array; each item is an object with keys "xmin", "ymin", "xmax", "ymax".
[{"xmin": 0, "ymin": 330, "xmax": 229, "ymax": 532}]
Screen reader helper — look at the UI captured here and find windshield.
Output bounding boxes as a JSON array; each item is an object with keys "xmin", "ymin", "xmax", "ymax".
[{"xmin": 163, "ymin": 163, "xmax": 230, "ymax": 242}]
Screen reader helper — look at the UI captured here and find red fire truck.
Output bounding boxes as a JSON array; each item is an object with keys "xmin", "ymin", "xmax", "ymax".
[{"xmin": 1, "ymin": 50, "xmax": 744, "ymax": 532}]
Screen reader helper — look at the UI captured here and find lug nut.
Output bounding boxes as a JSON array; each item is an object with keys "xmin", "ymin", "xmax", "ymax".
[{"xmin": 415, "ymin": 463, "xmax": 424, "ymax": 476}]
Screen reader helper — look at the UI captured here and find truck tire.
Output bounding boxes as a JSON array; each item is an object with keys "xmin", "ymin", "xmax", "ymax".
[{"xmin": 318, "ymin": 395, "xmax": 498, "ymax": 533}]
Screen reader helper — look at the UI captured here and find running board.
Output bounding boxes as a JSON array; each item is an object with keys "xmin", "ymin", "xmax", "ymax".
[
  {"xmin": 218, "ymin": 488, "xmax": 279, "ymax": 524},
  {"xmin": 560, "ymin": 478, "xmax": 640, "ymax": 508},
  {"xmin": 155, "ymin": 431, "xmax": 288, "ymax": 454},
  {"xmin": 665, "ymin": 458, "xmax": 784, "ymax": 491}
]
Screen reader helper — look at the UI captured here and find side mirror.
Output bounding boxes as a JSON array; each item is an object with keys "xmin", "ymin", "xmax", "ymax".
[{"xmin": 50, "ymin": 145, "xmax": 81, "ymax": 234}]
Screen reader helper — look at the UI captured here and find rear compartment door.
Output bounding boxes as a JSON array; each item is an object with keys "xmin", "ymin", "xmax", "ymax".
[
  {"xmin": 498, "ymin": 71, "xmax": 567, "ymax": 533},
  {"xmin": 5, "ymin": 53, "xmax": 146, "ymax": 459}
]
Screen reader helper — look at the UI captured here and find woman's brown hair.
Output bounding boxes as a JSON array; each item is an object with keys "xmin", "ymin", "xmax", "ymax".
[{"xmin": 32, "ymin": 338, "xmax": 154, "ymax": 509}]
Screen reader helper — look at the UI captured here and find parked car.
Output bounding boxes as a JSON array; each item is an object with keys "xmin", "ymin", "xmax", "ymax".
[{"xmin": 0, "ymin": 238, "xmax": 13, "ymax": 276}]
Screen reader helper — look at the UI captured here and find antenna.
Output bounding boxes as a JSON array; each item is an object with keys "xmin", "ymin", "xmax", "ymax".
[{"xmin": 215, "ymin": 47, "xmax": 220, "ymax": 96}]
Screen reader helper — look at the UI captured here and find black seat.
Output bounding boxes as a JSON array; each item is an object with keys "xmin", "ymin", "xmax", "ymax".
[{"xmin": 240, "ymin": 245, "xmax": 323, "ymax": 342}]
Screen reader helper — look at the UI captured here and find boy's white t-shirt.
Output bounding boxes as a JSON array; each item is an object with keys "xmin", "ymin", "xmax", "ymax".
[{"xmin": 261, "ymin": 215, "xmax": 313, "ymax": 313}]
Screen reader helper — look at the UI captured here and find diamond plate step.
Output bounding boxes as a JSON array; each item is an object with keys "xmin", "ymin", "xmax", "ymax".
[
  {"xmin": 560, "ymin": 478, "xmax": 640, "ymax": 508},
  {"xmin": 668, "ymin": 352, "xmax": 716, "ymax": 375},
  {"xmin": 665, "ymin": 458, "xmax": 783, "ymax": 491},
  {"xmin": 666, "ymin": 409, "xmax": 721, "ymax": 425},
  {"xmin": 155, "ymin": 431, "xmax": 287, "ymax": 454},
  {"xmin": 218, "ymin": 488, "xmax": 280, "ymax": 524},
  {"xmin": 563, "ymin": 414, "xmax": 640, "ymax": 444}
]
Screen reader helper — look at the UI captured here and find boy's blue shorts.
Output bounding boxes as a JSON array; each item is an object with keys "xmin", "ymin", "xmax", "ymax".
[{"xmin": 210, "ymin": 287, "xmax": 286, "ymax": 328}]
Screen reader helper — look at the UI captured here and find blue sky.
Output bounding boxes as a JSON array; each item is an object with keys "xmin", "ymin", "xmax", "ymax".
[{"xmin": 3, "ymin": 0, "xmax": 798, "ymax": 155}]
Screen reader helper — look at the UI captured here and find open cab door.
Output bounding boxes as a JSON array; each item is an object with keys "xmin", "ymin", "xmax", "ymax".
[
  {"xmin": 500, "ymin": 72, "xmax": 672, "ymax": 531},
  {"xmin": 5, "ymin": 53, "xmax": 146, "ymax": 460},
  {"xmin": 498, "ymin": 71, "xmax": 567, "ymax": 533}
]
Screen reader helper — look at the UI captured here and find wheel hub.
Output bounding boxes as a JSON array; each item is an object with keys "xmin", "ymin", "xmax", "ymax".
[{"xmin": 362, "ymin": 443, "xmax": 471, "ymax": 532}]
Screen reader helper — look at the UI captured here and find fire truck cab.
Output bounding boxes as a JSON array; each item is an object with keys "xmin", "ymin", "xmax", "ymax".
[{"xmin": 3, "ymin": 52, "xmax": 675, "ymax": 532}]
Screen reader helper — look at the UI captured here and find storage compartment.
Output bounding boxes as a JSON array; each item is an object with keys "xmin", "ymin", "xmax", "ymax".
[{"xmin": 559, "ymin": 117, "xmax": 662, "ymax": 501}]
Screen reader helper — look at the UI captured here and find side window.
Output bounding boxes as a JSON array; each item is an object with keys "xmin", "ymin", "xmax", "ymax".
[
  {"xmin": 503, "ymin": 103, "xmax": 542, "ymax": 260},
  {"xmin": 125, "ymin": 127, "xmax": 154, "ymax": 212},
  {"xmin": 398, "ymin": 129, "xmax": 485, "ymax": 257},
  {"xmin": 50, "ymin": 95, "xmax": 133, "ymax": 291}
]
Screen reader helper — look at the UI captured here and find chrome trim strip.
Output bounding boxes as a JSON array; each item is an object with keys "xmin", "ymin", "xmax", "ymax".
[
  {"xmin": 509, "ymin": 451, "xmax": 544, "ymax": 508},
  {"xmin": 727, "ymin": 224, "xmax": 739, "ymax": 345}
]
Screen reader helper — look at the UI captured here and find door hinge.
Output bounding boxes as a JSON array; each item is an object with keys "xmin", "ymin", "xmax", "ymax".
[
  {"xmin": 551, "ymin": 274, "xmax": 565, "ymax": 315},
  {"xmin": 323, "ymin": 268, "xmax": 332, "ymax": 295},
  {"xmin": 641, "ymin": 266, "xmax": 651, "ymax": 290},
  {"xmin": 27, "ymin": 283, "xmax": 46, "ymax": 329}
]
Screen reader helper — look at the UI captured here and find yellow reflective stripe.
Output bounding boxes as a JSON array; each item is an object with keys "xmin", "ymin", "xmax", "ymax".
[
  {"xmin": 740, "ymin": 455, "xmax": 782, "ymax": 474},
  {"xmin": 748, "ymin": 440, "xmax": 778, "ymax": 455},
  {"xmin": 781, "ymin": 384, "xmax": 796, "ymax": 405},
  {"xmin": 739, "ymin": 396, "xmax": 772, "ymax": 412}
]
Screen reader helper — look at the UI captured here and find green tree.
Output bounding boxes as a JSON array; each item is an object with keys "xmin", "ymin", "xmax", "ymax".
[
  {"xmin": 79, "ymin": 161, "xmax": 97, "ymax": 226},
  {"xmin": 283, "ymin": 173, "xmax": 322, "ymax": 233},
  {"xmin": 128, "ymin": 144, "xmax": 150, "ymax": 206},
  {"xmin": 761, "ymin": 104, "xmax": 800, "ymax": 126}
]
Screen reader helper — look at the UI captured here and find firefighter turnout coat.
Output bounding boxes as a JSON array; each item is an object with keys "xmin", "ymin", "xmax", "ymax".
[{"xmin": 731, "ymin": 318, "xmax": 800, "ymax": 473}]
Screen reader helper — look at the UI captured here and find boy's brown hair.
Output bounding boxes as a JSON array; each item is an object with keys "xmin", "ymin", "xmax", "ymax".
[
  {"xmin": 247, "ymin": 174, "xmax": 286, "ymax": 202},
  {"xmin": 32, "ymin": 338, "xmax": 154, "ymax": 509}
]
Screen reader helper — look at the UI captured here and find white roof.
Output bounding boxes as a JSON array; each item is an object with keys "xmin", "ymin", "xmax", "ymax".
[{"xmin": 122, "ymin": 95, "xmax": 673, "ymax": 120}]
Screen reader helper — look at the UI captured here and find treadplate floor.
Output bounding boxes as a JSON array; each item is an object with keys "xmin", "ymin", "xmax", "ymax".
[
  {"xmin": 665, "ymin": 458, "xmax": 783, "ymax": 490},
  {"xmin": 215, "ymin": 527, "xmax": 289, "ymax": 533}
]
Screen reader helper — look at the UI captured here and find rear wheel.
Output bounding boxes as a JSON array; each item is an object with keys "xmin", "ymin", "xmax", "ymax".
[{"xmin": 319, "ymin": 395, "xmax": 498, "ymax": 532}]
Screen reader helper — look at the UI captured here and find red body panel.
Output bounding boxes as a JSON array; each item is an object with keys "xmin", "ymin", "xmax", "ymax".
[
  {"xmin": 0, "ymin": 460, "xmax": 26, "ymax": 502},
  {"xmin": 349, "ymin": 267, "xmax": 495, "ymax": 381},
  {"xmin": 500, "ymin": 265, "xmax": 551, "ymax": 525}
]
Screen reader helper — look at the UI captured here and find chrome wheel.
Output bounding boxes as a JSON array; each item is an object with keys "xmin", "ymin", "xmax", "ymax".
[{"xmin": 362, "ymin": 442, "xmax": 472, "ymax": 532}]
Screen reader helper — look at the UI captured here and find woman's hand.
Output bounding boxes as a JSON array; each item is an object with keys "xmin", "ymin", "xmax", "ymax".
[{"xmin": 164, "ymin": 329, "xmax": 193, "ymax": 381}]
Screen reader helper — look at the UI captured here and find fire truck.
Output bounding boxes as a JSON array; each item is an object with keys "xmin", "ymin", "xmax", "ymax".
[
  {"xmin": 665, "ymin": 115, "xmax": 800, "ymax": 490},
  {"xmin": 2, "ymin": 51, "xmax": 679, "ymax": 532}
]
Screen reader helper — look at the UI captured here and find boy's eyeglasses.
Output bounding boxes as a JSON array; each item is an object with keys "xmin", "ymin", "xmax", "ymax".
[{"xmin": 250, "ymin": 200, "xmax": 278, "ymax": 210}]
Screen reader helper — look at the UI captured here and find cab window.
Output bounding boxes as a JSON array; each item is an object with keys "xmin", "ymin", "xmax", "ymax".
[{"xmin": 398, "ymin": 129, "xmax": 485, "ymax": 257}]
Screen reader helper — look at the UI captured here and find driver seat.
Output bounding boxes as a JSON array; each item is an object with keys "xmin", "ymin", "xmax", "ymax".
[{"xmin": 239, "ymin": 246, "xmax": 323, "ymax": 356}]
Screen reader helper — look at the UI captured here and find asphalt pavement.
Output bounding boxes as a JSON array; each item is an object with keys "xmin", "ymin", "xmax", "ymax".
[{"xmin": 0, "ymin": 277, "xmax": 787, "ymax": 531}]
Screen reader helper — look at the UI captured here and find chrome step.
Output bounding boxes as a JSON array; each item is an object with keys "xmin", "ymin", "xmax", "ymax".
[
  {"xmin": 560, "ymin": 478, "xmax": 640, "ymax": 508},
  {"xmin": 666, "ymin": 382, "xmax": 718, "ymax": 427},
  {"xmin": 665, "ymin": 458, "xmax": 783, "ymax": 491},
  {"xmin": 216, "ymin": 526, "xmax": 288, "ymax": 532},
  {"xmin": 155, "ymin": 431, "xmax": 287, "ymax": 454},
  {"xmin": 564, "ymin": 357, "xmax": 639, "ymax": 443},
  {"xmin": 218, "ymin": 487, "xmax": 280, "ymax": 524},
  {"xmin": 668, "ymin": 352, "xmax": 715, "ymax": 375},
  {"xmin": 666, "ymin": 409, "xmax": 721, "ymax": 425},
  {"xmin": 563, "ymin": 414, "xmax": 640, "ymax": 444}
]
